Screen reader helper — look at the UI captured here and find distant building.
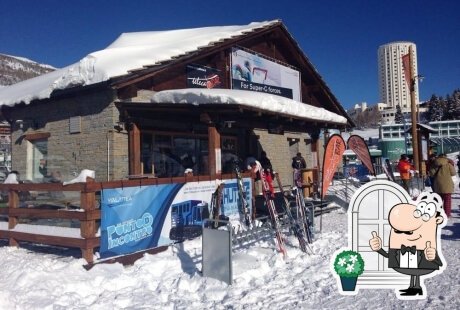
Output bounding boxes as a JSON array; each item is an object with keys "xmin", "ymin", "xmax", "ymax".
[
  {"xmin": 347, "ymin": 101, "xmax": 413, "ymax": 125},
  {"xmin": 376, "ymin": 42, "xmax": 426, "ymax": 124},
  {"xmin": 378, "ymin": 41, "xmax": 419, "ymax": 109},
  {"xmin": 347, "ymin": 42, "xmax": 426, "ymax": 125},
  {"xmin": 346, "ymin": 102, "xmax": 368, "ymax": 119},
  {"xmin": 379, "ymin": 120, "xmax": 460, "ymax": 161}
]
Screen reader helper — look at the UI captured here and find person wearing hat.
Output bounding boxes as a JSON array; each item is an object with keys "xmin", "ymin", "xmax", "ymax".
[
  {"xmin": 292, "ymin": 152, "xmax": 307, "ymax": 189},
  {"xmin": 398, "ymin": 154, "xmax": 415, "ymax": 194},
  {"xmin": 292, "ymin": 152, "xmax": 307, "ymax": 170}
]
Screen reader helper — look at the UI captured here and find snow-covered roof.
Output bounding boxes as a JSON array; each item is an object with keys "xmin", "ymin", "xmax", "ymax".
[
  {"xmin": 150, "ymin": 89, "xmax": 347, "ymax": 124},
  {"xmin": 0, "ymin": 20, "xmax": 279, "ymax": 107},
  {"xmin": 405, "ymin": 123, "xmax": 437, "ymax": 133}
]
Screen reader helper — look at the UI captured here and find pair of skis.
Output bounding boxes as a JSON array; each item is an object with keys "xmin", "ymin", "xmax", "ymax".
[
  {"xmin": 232, "ymin": 159, "xmax": 253, "ymax": 229},
  {"xmin": 274, "ymin": 173, "xmax": 312, "ymax": 254},
  {"xmin": 292, "ymin": 187, "xmax": 313, "ymax": 244},
  {"xmin": 293, "ymin": 169, "xmax": 314, "ymax": 243},
  {"xmin": 257, "ymin": 162, "xmax": 287, "ymax": 259},
  {"xmin": 209, "ymin": 180, "xmax": 225, "ymax": 228}
]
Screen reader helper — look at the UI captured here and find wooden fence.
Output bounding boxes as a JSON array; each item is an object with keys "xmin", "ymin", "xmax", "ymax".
[{"xmin": 0, "ymin": 173, "xmax": 252, "ymax": 264}]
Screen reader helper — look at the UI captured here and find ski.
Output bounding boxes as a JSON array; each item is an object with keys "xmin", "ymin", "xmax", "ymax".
[
  {"xmin": 232, "ymin": 159, "xmax": 253, "ymax": 229},
  {"xmin": 209, "ymin": 180, "xmax": 225, "ymax": 228},
  {"xmin": 274, "ymin": 172, "xmax": 310, "ymax": 254},
  {"xmin": 293, "ymin": 169, "xmax": 313, "ymax": 244},
  {"xmin": 294, "ymin": 188, "xmax": 313, "ymax": 244},
  {"xmin": 257, "ymin": 162, "xmax": 287, "ymax": 259}
]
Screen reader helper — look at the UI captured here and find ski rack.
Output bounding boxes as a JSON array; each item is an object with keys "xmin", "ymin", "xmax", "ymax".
[{"xmin": 230, "ymin": 213, "xmax": 292, "ymax": 248}]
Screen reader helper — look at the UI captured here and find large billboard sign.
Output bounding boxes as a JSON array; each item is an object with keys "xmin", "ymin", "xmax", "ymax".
[
  {"xmin": 230, "ymin": 47, "xmax": 301, "ymax": 101},
  {"xmin": 100, "ymin": 178, "xmax": 252, "ymax": 259}
]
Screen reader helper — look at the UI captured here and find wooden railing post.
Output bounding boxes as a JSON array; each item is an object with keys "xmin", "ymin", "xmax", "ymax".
[
  {"xmin": 8, "ymin": 190, "xmax": 19, "ymax": 247},
  {"xmin": 80, "ymin": 178, "xmax": 97, "ymax": 263}
]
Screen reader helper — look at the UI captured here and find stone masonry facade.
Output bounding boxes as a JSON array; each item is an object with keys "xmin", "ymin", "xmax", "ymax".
[{"xmin": 10, "ymin": 88, "xmax": 128, "ymax": 183}]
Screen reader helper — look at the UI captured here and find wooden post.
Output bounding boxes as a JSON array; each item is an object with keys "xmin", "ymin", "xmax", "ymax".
[
  {"xmin": 409, "ymin": 45, "xmax": 420, "ymax": 173},
  {"xmin": 129, "ymin": 123, "xmax": 141, "ymax": 175},
  {"xmin": 80, "ymin": 178, "xmax": 96, "ymax": 263},
  {"xmin": 208, "ymin": 124, "xmax": 221, "ymax": 175},
  {"xmin": 8, "ymin": 190, "xmax": 19, "ymax": 247}
]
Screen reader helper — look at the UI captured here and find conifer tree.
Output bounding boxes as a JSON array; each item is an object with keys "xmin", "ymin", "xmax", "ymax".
[
  {"xmin": 394, "ymin": 105, "xmax": 403, "ymax": 123},
  {"xmin": 445, "ymin": 94, "xmax": 455, "ymax": 120},
  {"xmin": 453, "ymin": 89, "xmax": 460, "ymax": 119},
  {"xmin": 427, "ymin": 94, "xmax": 443, "ymax": 121}
]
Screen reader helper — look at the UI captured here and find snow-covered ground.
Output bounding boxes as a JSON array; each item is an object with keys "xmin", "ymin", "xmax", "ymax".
[{"xmin": 0, "ymin": 155, "xmax": 458, "ymax": 310}]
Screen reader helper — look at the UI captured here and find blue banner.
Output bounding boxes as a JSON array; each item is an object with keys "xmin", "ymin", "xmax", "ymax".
[
  {"xmin": 100, "ymin": 178, "xmax": 252, "ymax": 259},
  {"xmin": 100, "ymin": 183, "xmax": 183, "ymax": 259}
]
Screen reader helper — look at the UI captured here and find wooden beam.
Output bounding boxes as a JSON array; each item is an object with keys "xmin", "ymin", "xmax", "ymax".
[
  {"xmin": 23, "ymin": 132, "xmax": 51, "ymax": 141},
  {"xmin": 208, "ymin": 124, "xmax": 221, "ymax": 175},
  {"xmin": 129, "ymin": 123, "xmax": 141, "ymax": 175}
]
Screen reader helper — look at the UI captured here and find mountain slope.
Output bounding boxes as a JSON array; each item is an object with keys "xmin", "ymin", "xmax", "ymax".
[{"xmin": 0, "ymin": 53, "xmax": 56, "ymax": 87}]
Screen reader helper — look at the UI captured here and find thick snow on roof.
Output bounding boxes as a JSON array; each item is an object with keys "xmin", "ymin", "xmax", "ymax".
[
  {"xmin": 0, "ymin": 20, "xmax": 278, "ymax": 107},
  {"xmin": 150, "ymin": 88, "xmax": 347, "ymax": 124}
]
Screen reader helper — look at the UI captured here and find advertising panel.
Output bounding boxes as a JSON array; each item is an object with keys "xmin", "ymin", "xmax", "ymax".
[
  {"xmin": 230, "ymin": 47, "xmax": 300, "ymax": 101},
  {"xmin": 100, "ymin": 178, "xmax": 252, "ymax": 259},
  {"xmin": 322, "ymin": 134, "xmax": 346, "ymax": 199},
  {"xmin": 347, "ymin": 135, "xmax": 375, "ymax": 175},
  {"xmin": 186, "ymin": 63, "xmax": 222, "ymax": 89}
]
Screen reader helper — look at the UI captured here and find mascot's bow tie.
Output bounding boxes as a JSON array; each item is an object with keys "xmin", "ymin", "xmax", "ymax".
[{"xmin": 401, "ymin": 244, "xmax": 417, "ymax": 255}]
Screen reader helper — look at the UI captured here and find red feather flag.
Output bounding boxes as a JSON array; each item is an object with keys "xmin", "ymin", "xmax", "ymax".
[
  {"xmin": 321, "ymin": 134, "xmax": 346, "ymax": 200},
  {"xmin": 347, "ymin": 135, "xmax": 375, "ymax": 175},
  {"xmin": 402, "ymin": 53, "xmax": 411, "ymax": 89}
]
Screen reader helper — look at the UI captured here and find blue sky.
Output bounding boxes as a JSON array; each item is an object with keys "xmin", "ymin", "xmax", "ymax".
[{"xmin": 1, "ymin": 0, "xmax": 458, "ymax": 110}]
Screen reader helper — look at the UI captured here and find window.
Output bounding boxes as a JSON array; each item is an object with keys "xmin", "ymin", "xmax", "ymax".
[
  {"xmin": 140, "ymin": 133, "xmax": 209, "ymax": 177},
  {"xmin": 23, "ymin": 133, "xmax": 51, "ymax": 181},
  {"xmin": 28, "ymin": 138, "xmax": 48, "ymax": 181}
]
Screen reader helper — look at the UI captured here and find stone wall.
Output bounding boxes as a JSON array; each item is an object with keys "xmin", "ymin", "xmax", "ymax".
[
  {"xmin": 10, "ymin": 88, "xmax": 128, "ymax": 182},
  {"xmin": 255, "ymin": 129, "xmax": 312, "ymax": 189}
]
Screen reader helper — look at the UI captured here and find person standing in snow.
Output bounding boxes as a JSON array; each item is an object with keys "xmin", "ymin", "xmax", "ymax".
[
  {"xmin": 259, "ymin": 151, "xmax": 274, "ymax": 177},
  {"xmin": 292, "ymin": 152, "xmax": 307, "ymax": 188},
  {"xmin": 429, "ymin": 154, "xmax": 456, "ymax": 218},
  {"xmin": 397, "ymin": 154, "xmax": 415, "ymax": 194},
  {"xmin": 245, "ymin": 154, "xmax": 257, "ymax": 171},
  {"xmin": 426, "ymin": 153, "xmax": 437, "ymax": 191},
  {"xmin": 291, "ymin": 152, "xmax": 307, "ymax": 170},
  {"xmin": 258, "ymin": 151, "xmax": 275, "ymax": 197},
  {"xmin": 246, "ymin": 154, "xmax": 261, "ymax": 195}
]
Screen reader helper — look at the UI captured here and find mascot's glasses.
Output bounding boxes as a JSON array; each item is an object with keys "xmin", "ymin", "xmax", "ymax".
[{"xmin": 414, "ymin": 201, "xmax": 438, "ymax": 222}]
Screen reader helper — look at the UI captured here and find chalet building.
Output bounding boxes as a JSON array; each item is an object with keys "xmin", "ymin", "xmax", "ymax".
[{"xmin": 0, "ymin": 20, "xmax": 353, "ymax": 188}]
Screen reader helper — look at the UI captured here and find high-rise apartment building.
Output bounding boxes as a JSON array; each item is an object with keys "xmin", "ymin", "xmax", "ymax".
[{"xmin": 377, "ymin": 42, "xmax": 419, "ymax": 110}]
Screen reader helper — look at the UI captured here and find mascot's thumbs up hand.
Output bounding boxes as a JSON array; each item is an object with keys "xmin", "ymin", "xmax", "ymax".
[
  {"xmin": 424, "ymin": 241, "xmax": 436, "ymax": 261},
  {"xmin": 369, "ymin": 231, "xmax": 382, "ymax": 251}
]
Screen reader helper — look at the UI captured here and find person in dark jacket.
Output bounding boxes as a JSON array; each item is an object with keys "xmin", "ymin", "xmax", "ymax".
[
  {"xmin": 291, "ymin": 152, "xmax": 307, "ymax": 169},
  {"xmin": 258, "ymin": 151, "xmax": 274, "ymax": 197},
  {"xmin": 259, "ymin": 151, "xmax": 273, "ymax": 173},
  {"xmin": 426, "ymin": 153, "xmax": 437, "ymax": 191}
]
